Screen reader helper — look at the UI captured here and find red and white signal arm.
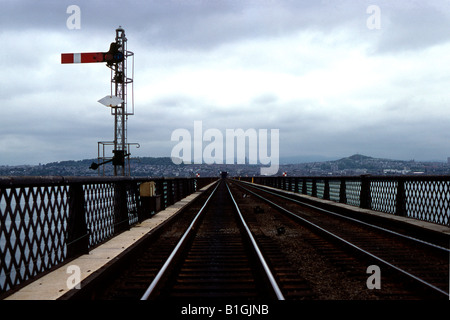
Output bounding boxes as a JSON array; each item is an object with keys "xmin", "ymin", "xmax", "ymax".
[
  {"xmin": 282, "ymin": 172, "xmax": 287, "ymax": 177},
  {"xmin": 61, "ymin": 52, "xmax": 105, "ymax": 64},
  {"xmin": 196, "ymin": 173, "xmax": 200, "ymax": 177}
]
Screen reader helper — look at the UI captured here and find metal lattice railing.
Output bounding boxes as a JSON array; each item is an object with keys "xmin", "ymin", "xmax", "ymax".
[
  {"xmin": 0, "ymin": 176, "xmax": 214, "ymax": 297},
  {"xmin": 250, "ymin": 175, "xmax": 450, "ymax": 227},
  {"xmin": 0, "ymin": 184, "xmax": 70, "ymax": 296},
  {"xmin": 83, "ymin": 182, "xmax": 116, "ymax": 248},
  {"xmin": 405, "ymin": 179, "xmax": 450, "ymax": 225},
  {"xmin": 370, "ymin": 180, "xmax": 397, "ymax": 214}
]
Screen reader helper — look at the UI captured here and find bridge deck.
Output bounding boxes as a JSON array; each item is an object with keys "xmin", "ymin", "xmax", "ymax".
[
  {"xmin": 5, "ymin": 181, "xmax": 449, "ymax": 300},
  {"xmin": 5, "ymin": 183, "xmax": 215, "ymax": 300}
]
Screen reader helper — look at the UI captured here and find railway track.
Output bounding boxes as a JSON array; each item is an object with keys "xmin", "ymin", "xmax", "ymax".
[
  {"xmin": 232, "ymin": 179, "xmax": 450, "ymax": 300},
  {"xmin": 141, "ymin": 181, "xmax": 284, "ymax": 299},
  {"xmin": 69, "ymin": 178, "xmax": 449, "ymax": 300},
  {"xmin": 91, "ymin": 180, "xmax": 312, "ymax": 300}
]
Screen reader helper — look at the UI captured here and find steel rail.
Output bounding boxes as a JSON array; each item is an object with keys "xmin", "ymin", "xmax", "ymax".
[
  {"xmin": 140, "ymin": 181, "xmax": 220, "ymax": 300},
  {"xmin": 239, "ymin": 180, "xmax": 450, "ymax": 253},
  {"xmin": 225, "ymin": 183, "xmax": 285, "ymax": 300},
  {"xmin": 235, "ymin": 181, "xmax": 450, "ymax": 298}
]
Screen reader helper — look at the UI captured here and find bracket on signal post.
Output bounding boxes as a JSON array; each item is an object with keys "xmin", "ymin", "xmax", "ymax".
[{"xmin": 90, "ymin": 150, "xmax": 130, "ymax": 170}]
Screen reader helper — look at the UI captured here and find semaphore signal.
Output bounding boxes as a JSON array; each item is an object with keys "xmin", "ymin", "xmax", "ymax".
[
  {"xmin": 61, "ymin": 26, "xmax": 139, "ymax": 176},
  {"xmin": 61, "ymin": 42, "xmax": 124, "ymax": 65}
]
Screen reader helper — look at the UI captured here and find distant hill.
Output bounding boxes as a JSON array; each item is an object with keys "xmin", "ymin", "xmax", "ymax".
[
  {"xmin": 332, "ymin": 154, "xmax": 386, "ymax": 169},
  {"xmin": 279, "ymin": 153, "xmax": 450, "ymax": 176},
  {"xmin": 339, "ymin": 154, "xmax": 374, "ymax": 162},
  {"xmin": 329, "ymin": 154, "xmax": 410, "ymax": 171},
  {"xmin": 0, "ymin": 157, "xmax": 180, "ymax": 176}
]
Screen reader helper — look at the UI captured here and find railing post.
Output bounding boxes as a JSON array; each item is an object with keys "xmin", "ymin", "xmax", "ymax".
[
  {"xmin": 132, "ymin": 181, "xmax": 142, "ymax": 222},
  {"xmin": 323, "ymin": 179, "xmax": 330, "ymax": 200},
  {"xmin": 181, "ymin": 179, "xmax": 185, "ymax": 198},
  {"xmin": 167, "ymin": 180, "xmax": 174, "ymax": 205},
  {"xmin": 396, "ymin": 178, "xmax": 407, "ymax": 216},
  {"xmin": 193, "ymin": 178, "xmax": 198, "ymax": 191},
  {"xmin": 67, "ymin": 183, "xmax": 89, "ymax": 258},
  {"xmin": 156, "ymin": 179, "xmax": 166, "ymax": 210},
  {"xmin": 294, "ymin": 177, "xmax": 299, "ymax": 193},
  {"xmin": 173, "ymin": 179, "xmax": 179, "ymax": 202},
  {"xmin": 183, "ymin": 179, "xmax": 189, "ymax": 198},
  {"xmin": 180, "ymin": 179, "xmax": 185, "ymax": 199},
  {"xmin": 114, "ymin": 181, "xmax": 129, "ymax": 234},
  {"xmin": 178, "ymin": 179, "xmax": 183, "ymax": 200},
  {"xmin": 360, "ymin": 175, "xmax": 372, "ymax": 209},
  {"xmin": 312, "ymin": 178, "xmax": 317, "ymax": 197},
  {"xmin": 171, "ymin": 180, "xmax": 176, "ymax": 202},
  {"xmin": 302, "ymin": 179, "xmax": 307, "ymax": 195},
  {"xmin": 339, "ymin": 178, "xmax": 347, "ymax": 204}
]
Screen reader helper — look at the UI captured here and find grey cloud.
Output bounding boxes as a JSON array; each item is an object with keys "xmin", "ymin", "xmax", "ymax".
[
  {"xmin": 373, "ymin": 4, "xmax": 450, "ymax": 54},
  {"xmin": 2, "ymin": 1, "xmax": 450, "ymax": 165}
]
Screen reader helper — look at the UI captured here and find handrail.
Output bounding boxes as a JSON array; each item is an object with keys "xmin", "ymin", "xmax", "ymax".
[
  {"xmin": 245, "ymin": 175, "xmax": 450, "ymax": 227},
  {"xmin": 0, "ymin": 175, "xmax": 204, "ymax": 186}
]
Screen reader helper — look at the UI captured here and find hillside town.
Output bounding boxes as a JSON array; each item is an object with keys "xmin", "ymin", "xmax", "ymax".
[{"xmin": 1, "ymin": 154, "xmax": 450, "ymax": 177}]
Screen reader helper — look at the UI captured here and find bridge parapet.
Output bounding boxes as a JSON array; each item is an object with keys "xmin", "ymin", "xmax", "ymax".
[
  {"xmin": 0, "ymin": 176, "xmax": 216, "ymax": 297},
  {"xmin": 244, "ymin": 175, "xmax": 450, "ymax": 227}
]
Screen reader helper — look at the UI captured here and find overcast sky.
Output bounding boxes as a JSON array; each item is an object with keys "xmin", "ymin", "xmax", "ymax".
[{"xmin": 2, "ymin": 0, "xmax": 450, "ymax": 166}]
